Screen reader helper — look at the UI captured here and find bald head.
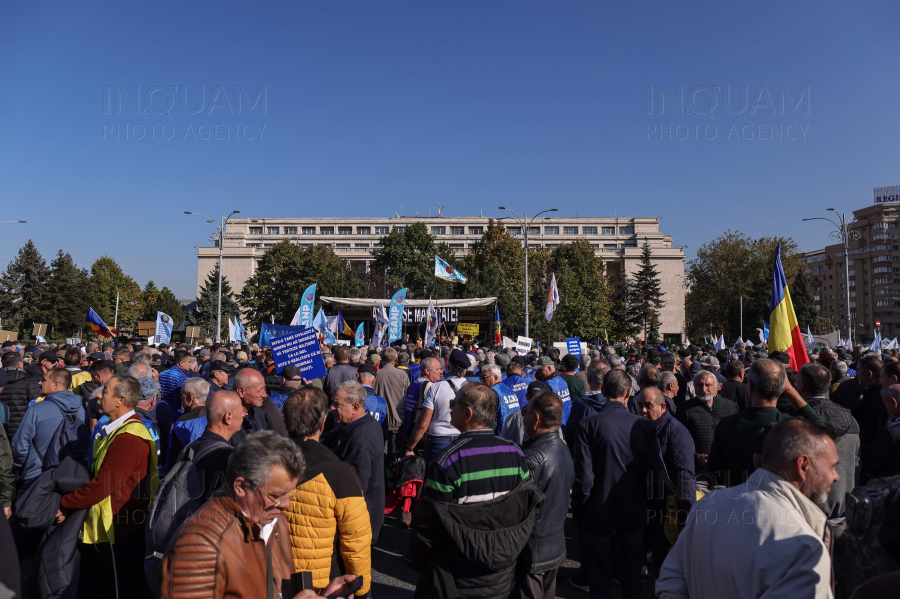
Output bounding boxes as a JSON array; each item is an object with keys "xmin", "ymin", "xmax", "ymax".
[
  {"xmin": 206, "ymin": 391, "xmax": 244, "ymax": 441},
  {"xmin": 234, "ymin": 368, "xmax": 267, "ymax": 408}
]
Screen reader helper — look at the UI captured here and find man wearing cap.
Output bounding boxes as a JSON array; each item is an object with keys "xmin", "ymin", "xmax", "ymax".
[
  {"xmin": 269, "ymin": 365, "xmax": 306, "ymax": 409},
  {"xmin": 373, "ymin": 347, "xmax": 410, "ymax": 458},
  {"xmin": 358, "ymin": 363, "xmax": 387, "ymax": 426},
  {"xmin": 406, "ymin": 349, "xmax": 468, "ymax": 464},
  {"xmin": 206, "ymin": 359, "xmax": 234, "ymax": 400}
]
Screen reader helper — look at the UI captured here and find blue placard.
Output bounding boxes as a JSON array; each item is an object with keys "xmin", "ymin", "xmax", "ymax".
[
  {"xmin": 259, "ymin": 323, "xmax": 308, "ymax": 348},
  {"xmin": 270, "ymin": 328, "xmax": 327, "ymax": 380},
  {"xmin": 566, "ymin": 337, "xmax": 582, "ymax": 356}
]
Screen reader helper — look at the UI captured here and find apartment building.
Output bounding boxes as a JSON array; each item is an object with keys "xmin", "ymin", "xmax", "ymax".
[{"xmin": 195, "ymin": 215, "xmax": 686, "ymax": 338}]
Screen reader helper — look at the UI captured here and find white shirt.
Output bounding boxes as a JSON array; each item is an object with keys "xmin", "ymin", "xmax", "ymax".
[
  {"xmin": 102, "ymin": 409, "xmax": 136, "ymax": 437},
  {"xmin": 422, "ymin": 377, "xmax": 467, "ymax": 437}
]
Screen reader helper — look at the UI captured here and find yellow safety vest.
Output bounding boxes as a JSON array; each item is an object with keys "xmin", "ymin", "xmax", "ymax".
[{"xmin": 83, "ymin": 419, "xmax": 159, "ymax": 544}]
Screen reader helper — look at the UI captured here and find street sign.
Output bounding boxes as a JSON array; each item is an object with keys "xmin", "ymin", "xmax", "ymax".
[{"xmin": 876, "ymin": 321, "xmax": 882, "ymax": 327}]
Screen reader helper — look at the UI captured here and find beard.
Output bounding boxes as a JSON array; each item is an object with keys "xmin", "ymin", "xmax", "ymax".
[{"xmin": 804, "ymin": 471, "xmax": 832, "ymax": 504}]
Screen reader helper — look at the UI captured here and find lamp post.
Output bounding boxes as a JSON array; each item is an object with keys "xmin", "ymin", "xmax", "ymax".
[
  {"xmin": 185, "ymin": 210, "xmax": 240, "ymax": 342},
  {"xmin": 498, "ymin": 207, "xmax": 558, "ymax": 338},
  {"xmin": 802, "ymin": 209, "xmax": 859, "ymax": 345}
]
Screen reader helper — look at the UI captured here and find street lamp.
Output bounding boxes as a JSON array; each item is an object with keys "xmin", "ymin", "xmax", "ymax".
[
  {"xmin": 185, "ymin": 210, "xmax": 240, "ymax": 342},
  {"xmin": 498, "ymin": 207, "xmax": 558, "ymax": 338},
  {"xmin": 802, "ymin": 209, "xmax": 859, "ymax": 345}
]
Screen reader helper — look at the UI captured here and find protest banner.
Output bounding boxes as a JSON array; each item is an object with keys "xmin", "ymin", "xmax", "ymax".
[
  {"xmin": 566, "ymin": 338, "xmax": 582, "ymax": 356},
  {"xmin": 516, "ymin": 336, "xmax": 532, "ymax": 356},
  {"xmin": 270, "ymin": 327, "xmax": 327, "ymax": 380},
  {"xmin": 458, "ymin": 323, "xmax": 479, "ymax": 336}
]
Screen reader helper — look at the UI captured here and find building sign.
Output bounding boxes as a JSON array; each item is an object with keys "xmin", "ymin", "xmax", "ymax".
[
  {"xmin": 874, "ymin": 186, "xmax": 900, "ymax": 204},
  {"xmin": 371, "ymin": 306, "xmax": 459, "ymax": 324}
]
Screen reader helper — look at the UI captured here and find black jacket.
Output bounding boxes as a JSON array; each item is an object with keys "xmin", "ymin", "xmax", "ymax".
[
  {"xmin": 0, "ymin": 368, "xmax": 42, "ymax": 439},
  {"xmin": 564, "ymin": 391, "xmax": 606, "ymax": 448},
  {"xmin": 832, "ymin": 379, "xmax": 887, "ymax": 445},
  {"xmin": 652, "ymin": 411, "xmax": 696, "ymax": 516},
  {"xmin": 675, "ymin": 395, "xmax": 739, "ymax": 460},
  {"xmin": 521, "ymin": 430, "xmax": 574, "ymax": 572},
  {"xmin": 186, "ymin": 430, "xmax": 234, "ymax": 501},
  {"xmin": 571, "ymin": 401, "xmax": 662, "ymax": 531},
  {"xmin": 260, "ymin": 398, "xmax": 288, "ymax": 437},
  {"xmin": 410, "ymin": 476, "xmax": 544, "ymax": 599},
  {"xmin": 719, "ymin": 380, "xmax": 749, "ymax": 410}
]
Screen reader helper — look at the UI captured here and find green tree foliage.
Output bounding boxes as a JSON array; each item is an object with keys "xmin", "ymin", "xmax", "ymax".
[
  {"xmin": 186, "ymin": 264, "xmax": 241, "ymax": 340},
  {"xmin": 43, "ymin": 251, "xmax": 93, "ymax": 338},
  {"xmin": 372, "ymin": 223, "xmax": 446, "ymax": 299},
  {"xmin": 791, "ymin": 268, "xmax": 820, "ymax": 335},
  {"xmin": 0, "ymin": 240, "xmax": 50, "ymax": 338},
  {"xmin": 632, "ymin": 241, "xmax": 666, "ymax": 343},
  {"xmin": 686, "ymin": 231, "xmax": 810, "ymax": 341},
  {"xmin": 90, "ymin": 256, "xmax": 141, "ymax": 335},
  {"xmin": 139, "ymin": 281, "xmax": 185, "ymax": 331},
  {"xmin": 607, "ymin": 271, "xmax": 642, "ymax": 343},
  {"xmin": 241, "ymin": 241, "xmax": 361, "ymax": 330},
  {"xmin": 462, "ymin": 221, "xmax": 526, "ymax": 333}
]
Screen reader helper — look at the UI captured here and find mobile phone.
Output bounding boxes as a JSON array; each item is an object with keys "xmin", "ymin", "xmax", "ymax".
[{"xmin": 325, "ymin": 576, "xmax": 363, "ymax": 599}]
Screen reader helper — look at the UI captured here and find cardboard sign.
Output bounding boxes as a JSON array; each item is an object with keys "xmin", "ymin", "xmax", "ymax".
[
  {"xmin": 0, "ymin": 330, "xmax": 18, "ymax": 342},
  {"xmin": 137, "ymin": 321, "xmax": 156, "ymax": 337},
  {"xmin": 184, "ymin": 326, "xmax": 201, "ymax": 340},
  {"xmin": 457, "ymin": 323, "xmax": 479, "ymax": 336},
  {"xmin": 270, "ymin": 327, "xmax": 327, "ymax": 380},
  {"xmin": 32, "ymin": 323, "xmax": 48, "ymax": 337},
  {"xmin": 566, "ymin": 338, "xmax": 582, "ymax": 356},
  {"xmin": 516, "ymin": 336, "xmax": 533, "ymax": 356}
]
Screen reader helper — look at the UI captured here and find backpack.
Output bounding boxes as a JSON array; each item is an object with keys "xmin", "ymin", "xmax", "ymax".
[
  {"xmin": 146, "ymin": 440, "xmax": 231, "ymax": 554},
  {"xmin": 37, "ymin": 398, "xmax": 90, "ymax": 471}
]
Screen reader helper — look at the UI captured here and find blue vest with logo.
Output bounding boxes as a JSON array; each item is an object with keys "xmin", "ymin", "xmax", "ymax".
[
  {"xmin": 504, "ymin": 374, "xmax": 531, "ymax": 407},
  {"xmin": 403, "ymin": 381, "xmax": 425, "ymax": 438},
  {"xmin": 546, "ymin": 375, "xmax": 572, "ymax": 425},
  {"xmin": 492, "ymin": 382, "xmax": 521, "ymax": 435},
  {"xmin": 363, "ymin": 387, "xmax": 387, "ymax": 425}
]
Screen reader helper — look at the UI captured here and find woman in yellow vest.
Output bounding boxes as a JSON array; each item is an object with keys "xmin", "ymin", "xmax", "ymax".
[{"xmin": 57, "ymin": 375, "xmax": 158, "ymax": 599}]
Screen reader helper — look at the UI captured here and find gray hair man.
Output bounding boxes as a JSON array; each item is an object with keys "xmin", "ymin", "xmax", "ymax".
[
  {"xmin": 372, "ymin": 346, "xmax": 410, "ymax": 457},
  {"xmin": 675, "ymin": 370, "xmax": 738, "ymax": 480},
  {"xmin": 166, "ymin": 377, "xmax": 212, "ymax": 469}
]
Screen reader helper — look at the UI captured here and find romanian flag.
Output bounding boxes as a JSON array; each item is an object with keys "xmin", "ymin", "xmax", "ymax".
[
  {"xmin": 85, "ymin": 307, "xmax": 118, "ymax": 338},
  {"xmin": 338, "ymin": 312, "xmax": 353, "ymax": 337},
  {"xmin": 769, "ymin": 245, "xmax": 809, "ymax": 370}
]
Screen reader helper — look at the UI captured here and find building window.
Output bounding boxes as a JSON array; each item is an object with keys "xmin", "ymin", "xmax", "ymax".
[
  {"xmin": 604, "ymin": 243, "xmax": 617, "ymax": 248},
  {"xmin": 563, "ymin": 226, "xmax": 578, "ymax": 235},
  {"xmin": 547, "ymin": 243, "xmax": 559, "ymax": 248},
  {"xmin": 601, "ymin": 226, "xmax": 615, "ymax": 235},
  {"xmin": 375, "ymin": 226, "xmax": 390, "ymax": 235},
  {"xmin": 338, "ymin": 227, "xmax": 352, "ymax": 235},
  {"xmin": 284, "ymin": 227, "xmax": 297, "ymax": 235},
  {"xmin": 450, "ymin": 226, "xmax": 464, "ymax": 235},
  {"xmin": 267, "ymin": 227, "xmax": 279, "ymax": 235},
  {"xmin": 264, "ymin": 243, "xmax": 275, "ymax": 248},
  {"xmin": 356, "ymin": 264, "xmax": 367, "ymax": 275},
  {"xmin": 321, "ymin": 228, "xmax": 334, "ymax": 235},
  {"xmin": 583, "ymin": 226, "xmax": 598, "ymax": 235},
  {"xmin": 395, "ymin": 226, "xmax": 406, "ymax": 233},
  {"xmin": 355, "ymin": 243, "xmax": 369, "ymax": 248},
  {"xmin": 357, "ymin": 227, "xmax": 370, "ymax": 235},
  {"xmin": 302, "ymin": 227, "xmax": 315, "ymax": 235},
  {"xmin": 545, "ymin": 226, "xmax": 559, "ymax": 235},
  {"xmin": 528, "ymin": 244, "xmax": 540, "ymax": 248},
  {"xmin": 374, "ymin": 243, "xmax": 383, "ymax": 248},
  {"xmin": 246, "ymin": 243, "xmax": 261, "ymax": 248},
  {"xmin": 335, "ymin": 243, "xmax": 350, "ymax": 248},
  {"xmin": 528, "ymin": 227, "xmax": 541, "ymax": 235},
  {"xmin": 432, "ymin": 226, "xmax": 446, "ymax": 235},
  {"xmin": 507, "ymin": 227, "xmax": 521, "ymax": 235},
  {"xmin": 469, "ymin": 227, "xmax": 483, "ymax": 235},
  {"xmin": 249, "ymin": 227, "xmax": 262, "ymax": 235},
  {"xmin": 620, "ymin": 226, "xmax": 635, "ymax": 235},
  {"xmin": 449, "ymin": 243, "xmax": 464, "ymax": 248},
  {"xmin": 298, "ymin": 244, "xmax": 311, "ymax": 247},
  {"xmin": 623, "ymin": 242, "xmax": 637, "ymax": 247}
]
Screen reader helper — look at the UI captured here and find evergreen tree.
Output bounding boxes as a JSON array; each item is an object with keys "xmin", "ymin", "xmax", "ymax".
[
  {"xmin": 0, "ymin": 240, "xmax": 49, "ymax": 338},
  {"xmin": 187, "ymin": 264, "xmax": 241, "ymax": 339},
  {"xmin": 632, "ymin": 241, "xmax": 666, "ymax": 342},
  {"xmin": 791, "ymin": 268, "xmax": 820, "ymax": 335},
  {"xmin": 43, "ymin": 250, "xmax": 93, "ymax": 338},
  {"xmin": 139, "ymin": 281, "xmax": 185, "ymax": 330},
  {"xmin": 607, "ymin": 272, "xmax": 641, "ymax": 343}
]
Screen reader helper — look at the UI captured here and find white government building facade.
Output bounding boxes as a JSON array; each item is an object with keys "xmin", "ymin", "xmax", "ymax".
[{"xmin": 195, "ymin": 215, "xmax": 686, "ymax": 342}]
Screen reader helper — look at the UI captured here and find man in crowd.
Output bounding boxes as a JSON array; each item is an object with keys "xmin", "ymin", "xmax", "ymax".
[
  {"xmin": 112, "ymin": 348, "xmax": 131, "ymax": 376},
  {"xmin": 861, "ymin": 384, "xmax": 900, "ymax": 478},
  {"xmin": 206, "ymin": 359, "xmax": 234, "ymax": 398},
  {"xmin": 373, "ymin": 347, "xmax": 409, "ymax": 457},
  {"xmin": 535, "ymin": 364, "xmax": 572, "ymax": 427},
  {"xmin": 230, "ymin": 368, "xmax": 274, "ymax": 445},
  {"xmin": 518, "ymin": 392, "xmax": 574, "ymax": 599},
  {"xmin": 830, "ymin": 359, "xmax": 852, "ymax": 394},
  {"xmin": 158, "ymin": 350, "xmax": 192, "ymax": 415},
  {"xmin": 657, "ymin": 419, "xmax": 839, "ymax": 599},
  {"xmin": 676, "ymin": 370, "xmax": 739, "ymax": 488},
  {"xmin": 58, "ymin": 375, "xmax": 158, "ymax": 599},
  {"xmin": 558, "ymin": 354, "xmax": 587, "ymax": 401},
  {"xmin": 357, "ymin": 363, "xmax": 387, "ymax": 425},
  {"xmin": 178, "ymin": 391, "xmax": 243, "ymax": 501},
  {"xmin": 404, "ymin": 350, "xmax": 468, "ymax": 464},
  {"xmin": 564, "ymin": 359, "xmax": 609, "ymax": 447},
  {"xmin": 1, "ymin": 350, "xmax": 41, "ymax": 439},
  {"xmin": 78, "ymin": 359, "xmax": 114, "ymax": 409},
  {"xmin": 401, "ymin": 355, "xmax": 441, "ymax": 446},
  {"xmin": 833, "ymin": 354, "xmax": 885, "ymax": 453},
  {"xmin": 282, "ymin": 387, "xmax": 372, "ymax": 597},
  {"xmin": 660, "ymin": 352, "xmax": 687, "ymax": 407},
  {"xmin": 167, "ymin": 377, "xmax": 211, "ymax": 468},
  {"xmin": 329, "ymin": 380, "xmax": 385, "ymax": 543},
  {"xmin": 325, "ymin": 345, "xmax": 358, "ymax": 399},
  {"xmin": 269, "ymin": 365, "xmax": 305, "ymax": 409},
  {"xmin": 480, "ymin": 363, "xmax": 521, "ymax": 435},
  {"xmin": 410, "ymin": 382, "xmax": 540, "ymax": 599},
  {"xmin": 571, "ymin": 369, "xmax": 661, "ymax": 599},
  {"xmin": 719, "ymin": 360, "xmax": 749, "ymax": 410},
  {"xmin": 505, "ymin": 357, "xmax": 532, "ymax": 407}
]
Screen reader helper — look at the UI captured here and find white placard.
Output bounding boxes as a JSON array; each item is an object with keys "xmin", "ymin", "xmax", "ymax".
[{"xmin": 516, "ymin": 336, "xmax": 533, "ymax": 356}]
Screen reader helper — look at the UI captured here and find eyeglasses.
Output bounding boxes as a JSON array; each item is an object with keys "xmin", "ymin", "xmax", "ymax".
[{"xmin": 257, "ymin": 486, "xmax": 300, "ymax": 511}]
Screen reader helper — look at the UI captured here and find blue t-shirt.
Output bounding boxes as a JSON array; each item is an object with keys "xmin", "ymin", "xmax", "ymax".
[
  {"xmin": 545, "ymin": 375, "xmax": 572, "ymax": 425},
  {"xmin": 491, "ymin": 382, "xmax": 521, "ymax": 435},
  {"xmin": 403, "ymin": 380, "xmax": 425, "ymax": 438}
]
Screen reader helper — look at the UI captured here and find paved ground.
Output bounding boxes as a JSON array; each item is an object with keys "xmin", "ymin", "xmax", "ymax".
[{"xmin": 372, "ymin": 510, "xmax": 658, "ymax": 599}]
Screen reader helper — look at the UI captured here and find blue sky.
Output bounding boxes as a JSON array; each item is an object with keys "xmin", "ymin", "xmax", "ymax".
[{"xmin": 1, "ymin": 0, "xmax": 898, "ymax": 298}]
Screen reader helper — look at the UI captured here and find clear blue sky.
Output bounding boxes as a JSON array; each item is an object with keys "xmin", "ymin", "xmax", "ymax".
[{"xmin": 1, "ymin": 0, "xmax": 898, "ymax": 299}]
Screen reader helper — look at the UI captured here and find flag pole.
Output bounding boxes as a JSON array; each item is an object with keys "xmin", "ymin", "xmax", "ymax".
[{"xmin": 114, "ymin": 290, "xmax": 120, "ymax": 331}]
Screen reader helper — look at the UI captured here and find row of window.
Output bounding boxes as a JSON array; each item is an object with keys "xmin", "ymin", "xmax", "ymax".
[
  {"xmin": 247, "ymin": 224, "xmax": 637, "ymax": 236},
  {"xmin": 244, "ymin": 241, "xmax": 637, "ymax": 251}
]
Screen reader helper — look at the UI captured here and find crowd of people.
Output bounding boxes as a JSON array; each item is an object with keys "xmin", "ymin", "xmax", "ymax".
[{"xmin": 0, "ymin": 335, "xmax": 897, "ymax": 599}]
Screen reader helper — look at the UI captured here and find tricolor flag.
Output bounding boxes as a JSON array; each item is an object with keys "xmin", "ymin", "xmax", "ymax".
[
  {"xmin": 339, "ymin": 312, "xmax": 353, "ymax": 337},
  {"xmin": 494, "ymin": 307, "xmax": 501, "ymax": 345},
  {"xmin": 434, "ymin": 256, "xmax": 467, "ymax": 284},
  {"xmin": 545, "ymin": 273, "xmax": 560, "ymax": 322},
  {"xmin": 85, "ymin": 308, "xmax": 118, "ymax": 338},
  {"xmin": 769, "ymin": 245, "xmax": 809, "ymax": 370}
]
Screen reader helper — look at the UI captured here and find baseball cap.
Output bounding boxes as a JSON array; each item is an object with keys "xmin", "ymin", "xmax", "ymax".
[
  {"xmin": 198, "ymin": 349, "xmax": 211, "ymax": 358},
  {"xmin": 357, "ymin": 363, "xmax": 378, "ymax": 376},
  {"xmin": 526, "ymin": 380, "xmax": 551, "ymax": 401},
  {"xmin": 449, "ymin": 349, "xmax": 470, "ymax": 370},
  {"xmin": 40, "ymin": 352, "xmax": 60, "ymax": 363},
  {"xmin": 281, "ymin": 365, "xmax": 303, "ymax": 381},
  {"xmin": 209, "ymin": 360, "xmax": 234, "ymax": 374},
  {"xmin": 138, "ymin": 377, "xmax": 160, "ymax": 400},
  {"xmin": 540, "ymin": 356, "xmax": 554, "ymax": 366},
  {"xmin": 511, "ymin": 355, "xmax": 525, "ymax": 368}
]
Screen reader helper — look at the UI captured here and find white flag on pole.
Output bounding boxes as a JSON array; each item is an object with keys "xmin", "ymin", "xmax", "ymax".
[{"xmin": 545, "ymin": 273, "xmax": 560, "ymax": 322}]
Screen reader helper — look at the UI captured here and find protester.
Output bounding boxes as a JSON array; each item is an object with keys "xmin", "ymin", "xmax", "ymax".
[
  {"xmin": 517, "ymin": 392, "xmax": 574, "ymax": 599},
  {"xmin": 357, "ymin": 363, "xmax": 387, "ymax": 425},
  {"xmin": 405, "ymin": 349, "xmax": 468, "ymax": 464},
  {"xmin": 505, "ymin": 358, "xmax": 531, "ymax": 406},
  {"xmin": 282, "ymin": 387, "xmax": 372, "ymax": 597},
  {"xmin": 571, "ymin": 369, "xmax": 661, "ymax": 599},
  {"xmin": 410, "ymin": 382, "xmax": 541, "ymax": 599},
  {"xmin": 656, "ymin": 419, "xmax": 839, "ymax": 599},
  {"xmin": 558, "ymin": 354, "xmax": 586, "ymax": 400},
  {"xmin": 0, "ymin": 351, "xmax": 41, "ymax": 439},
  {"xmin": 178, "ymin": 390, "xmax": 243, "ymax": 501},
  {"xmin": 166, "ymin": 376, "xmax": 211, "ymax": 468},
  {"xmin": 230, "ymin": 368, "xmax": 281, "ymax": 445},
  {"xmin": 206, "ymin": 359, "xmax": 234, "ymax": 398},
  {"xmin": 58, "ymin": 375, "xmax": 158, "ymax": 599},
  {"xmin": 373, "ymin": 347, "xmax": 410, "ymax": 457},
  {"xmin": 479, "ymin": 363, "xmax": 521, "ymax": 435},
  {"xmin": 833, "ymin": 354, "xmax": 885, "ymax": 451},
  {"xmin": 564, "ymin": 360, "xmax": 608, "ymax": 447},
  {"xmin": 62, "ymin": 348, "xmax": 92, "ymax": 394},
  {"xmin": 268, "ymin": 364, "xmax": 304, "ymax": 409},
  {"xmin": 534, "ymin": 365, "xmax": 572, "ymax": 427},
  {"xmin": 719, "ymin": 360, "xmax": 749, "ymax": 410},
  {"xmin": 401, "ymin": 354, "xmax": 440, "ymax": 445},
  {"xmin": 660, "ymin": 352, "xmax": 687, "ymax": 406},
  {"xmin": 860, "ymin": 384, "xmax": 900, "ymax": 478},
  {"xmin": 328, "ymin": 380, "xmax": 385, "ymax": 543},
  {"xmin": 325, "ymin": 345, "xmax": 358, "ymax": 399}
]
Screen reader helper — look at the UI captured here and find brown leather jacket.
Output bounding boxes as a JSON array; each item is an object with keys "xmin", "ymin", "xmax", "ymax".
[{"xmin": 161, "ymin": 495, "xmax": 294, "ymax": 599}]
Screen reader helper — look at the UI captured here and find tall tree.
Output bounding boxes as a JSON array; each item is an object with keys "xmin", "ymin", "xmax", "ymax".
[
  {"xmin": 371, "ymin": 223, "xmax": 442, "ymax": 299},
  {"xmin": 462, "ymin": 221, "xmax": 526, "ymax": 334},
  {"xmin": 186, "ymin": 264, "xmax": 241, "ymax": 340},
  {"xmin": 90, "ymin": 256, "xmax": 140, "ymax": 335},
  {"xmin": 139, "ymin": 282, "xmax": 185, "ymax": 331},
  {"xmin": 607, "ymin": 271, "xmax": 642, "ymax": 343},
  {"xmin": 240, "ymin": 241, "xmax": 362, "ymax": 331},
  {"xmin": 791, "ymin": 268, "xmax": 820, "ymax": 335},
  {"xmin": 0, "ymin": 240, "xmax": 49, "ymax": 338},
  {"xmin": 43, "ymin": 250, "xmax": 93, "ymax": 338},
  {"xmin": 631, "ymin": 241, "xmax": 666, "ymax": 343}
]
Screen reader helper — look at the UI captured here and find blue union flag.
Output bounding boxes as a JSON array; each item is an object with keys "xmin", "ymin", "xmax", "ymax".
[{"xmin": 434, "ymin": 256, "xmax": 467, "ymax": 284}]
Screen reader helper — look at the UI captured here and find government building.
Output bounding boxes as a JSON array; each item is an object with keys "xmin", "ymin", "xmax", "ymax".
[
  {"xmin": 801, "ymin": 187, "xmax": 900, "ymax": 343},
  {"xmin": 195, "ymin": 215, "xmax": 686, "ymax": 341}
]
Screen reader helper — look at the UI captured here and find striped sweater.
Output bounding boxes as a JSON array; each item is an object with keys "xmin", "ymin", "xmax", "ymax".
[{"xmin": 424, "ymin": 428, "xmax": 529, "ymax": 504}]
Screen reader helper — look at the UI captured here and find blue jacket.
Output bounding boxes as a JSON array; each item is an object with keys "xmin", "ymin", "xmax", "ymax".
[
  {"xmin": 402, "ymin": 380, "xmax": 426, "ymax": 438},
  {"xmin": 545, "ymin": 375, "xmax": 572, "ymax": 426},
  {"xmin": 408, "ymin": 363, "xmax": 421, "ymax": 382},
  {"xmin": 505, "ymin": 374, "xmax": 532, "ymax": 407},
  {"xmin": 11, "ymin": 390, "xmax": 85, "ymax": 482},
  {"xmin": 158, "ymin": 366, "xmax": 188, "ymax": 416},
  {"xmin": 492, "ymin": 382, "xmax": 521, "ymax": 435},
  {"xmin": 564, "ymin": 391, "xmax": 607, "ymax": 448},
  {"xmin": 363, "ymin": 385, "xmax": 387, "ymax": 426}
]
